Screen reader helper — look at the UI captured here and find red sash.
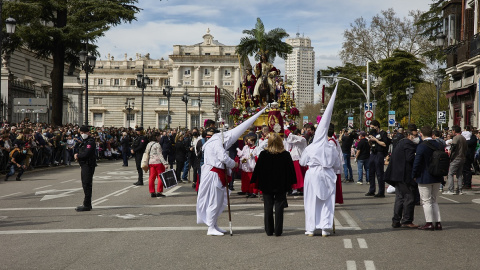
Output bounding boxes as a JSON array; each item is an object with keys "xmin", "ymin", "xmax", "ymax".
[{"xmin": 210, "ymin": 167, "xmax": 231, "ymax": 187}]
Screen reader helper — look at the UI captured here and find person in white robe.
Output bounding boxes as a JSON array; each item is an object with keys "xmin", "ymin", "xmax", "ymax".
[
  {"xmin": 196, "ymin": 107, "xmax": 267, "ymax": 236},
  {"xmin": 285, "ymin": 129, "xmax": 307, "ymax": 195},
  {"xmin": 300, "ymin": 83, "xmax": 342, "ymax": 237}
]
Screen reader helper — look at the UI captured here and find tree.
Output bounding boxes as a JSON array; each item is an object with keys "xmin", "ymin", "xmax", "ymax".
[
  {"xmin": 4, "ymin": 0, "xmax": 140, "ymax": 126},
  {"xmin": 410, "ymin": 81, "xmax": 449, "ymax": 127},
  {"xmin": 340, "ymin": 8, "xmax": 433, "ymax": 65},
  {"xmin": 415, "ymin": 0, "xmax": 446, "ymax": 62},
  {"xmin": 235, "ymin": 17, "xmax": 292, "ymax": 64}
]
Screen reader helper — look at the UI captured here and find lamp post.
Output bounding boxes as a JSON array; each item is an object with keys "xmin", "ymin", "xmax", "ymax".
[
  {"xmin": 181, "ymin": 87, "xmax": 189, "ymax": 129},
  {"xmin": 345, "ymin": 106, "xmax": 355, "ymax": 128},
  {"xmin": 372, "ymin": 99, "xmax": 377, "ymax": 119},
  {"xmin": 162, "ymin": 85, "xmax": 173, "ymax": 129},
  {"xmin": 434, "ymin": 73, "xmax": 444, "ymax": 129},
  {"xmin": 197, "ymin": 93, "xmax": 202, "ymax": 128},
  {"xmin": 79, "ymin": 47, "xmax": 97, "ymax": 126},
  {"xmin": 124, "ymin": 100, "xmax": 134, "ymax": 128},
  {"xmin": 0, "ymin": 10, "xmax": 16, "ymax": 123},
  {"xmin": 406, "ymin": 84, "xmax": 415, "ymax": 124},
  {"xmin": 136, "ymin": 67, "xmax": 149, "ymax": 127}
]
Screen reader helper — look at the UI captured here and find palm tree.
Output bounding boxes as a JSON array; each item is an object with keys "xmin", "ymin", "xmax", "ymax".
[{"xmin": 236, "ymin": 18, "xmax": 293, "ymax": 64}]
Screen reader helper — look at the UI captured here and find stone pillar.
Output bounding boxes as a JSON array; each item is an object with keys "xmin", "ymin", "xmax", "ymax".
[
  {"xmin": 234, "ymin": 67, "xmax": 240, "ymax": 92},
  {"xmin": 194, "ymin": 66, "xmax": 200, "ymax": 88},
  {"xmin": 173, "ymin": 66, "xmax": 180, "ymax": 86},
  {"xmin": 214, "ymin": 67, "xmax": 220, "ymax": 88}
]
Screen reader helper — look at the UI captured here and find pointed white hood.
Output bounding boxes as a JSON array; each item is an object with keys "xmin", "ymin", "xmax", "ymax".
[{"xmin": 203, "ymin": 107, "xmax": 267, "ymax": 151}]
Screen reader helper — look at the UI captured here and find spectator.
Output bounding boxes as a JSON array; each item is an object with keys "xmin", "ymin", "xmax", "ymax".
[
  {"xmin": 444, "ymin": 125, "xmax": 467, "ymax": 195},
  {"xmin": 355, "ymin": 131, "xmax": 370, "ymax": 185},
  {"xmin": 340, "ymin": 128, "xmax": 355, "ymax": 182}
]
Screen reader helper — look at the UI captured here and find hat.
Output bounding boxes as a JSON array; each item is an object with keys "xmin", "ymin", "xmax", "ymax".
[
  {"xmin": 79, "ymin": 126, "xmax": 89, "ymax": 132},
  {"xmin": 135, "ymin": 127, "xmax": 144, "ymax": 132},
  {"xmin": 284, "ymin": 129, "xmax": 291, "ymax": 138}
]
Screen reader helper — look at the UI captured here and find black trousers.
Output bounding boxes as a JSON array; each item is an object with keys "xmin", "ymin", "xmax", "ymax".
[
  {"xmin": 392, "ymin": 182, "xmax": 416, "ymax": 224},
  {"xmin": 368, "ymin": 152, "xmax": 385, "ymax": 195},
  {"xmin": 80, "ymin": 164, "xmax": 95, "ymax": 207},
  {"xmin": 175, "ymin": 160, "xmax": 185, "ymax": 182},
  {"xmin": 463, "ymin": 159, "xmax": 473, "ymax": 187},
  {"xmin": 135, "ymin": 153, "xmax": 143, "ymax": 183},
  {"xmin": 263, "ymin": 192, "xmax": 287, "ymax": 236}
]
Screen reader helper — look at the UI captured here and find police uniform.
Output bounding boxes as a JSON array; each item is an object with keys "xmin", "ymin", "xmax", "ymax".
[
  {"xmin": 76, "ymin": 127, "xmax": 97, "ymax": 212},
  {"xmin": 132, "ymin": 127, "xmax": 148, "ymax": 185}
]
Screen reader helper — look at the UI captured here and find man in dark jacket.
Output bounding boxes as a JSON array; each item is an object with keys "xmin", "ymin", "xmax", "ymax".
[
  {"xmin": 131, "ymin": 127, "xmax": 148, "ymax": 186},
  {"xmin": 340, "ymin": 128, "xmax": 355, "ymax": 182},
  {"xmin": 412, "ymin": 125, "xmax": 444, "ymax": 231},
  {"xmin": 120, "ymin": 132, "xmax": 131, "ymax": 167},
  {"xmin": 463, "ymin": 127, "xmax": 477, "ymax": 189},
  {"xmin": 365, "ymin": 120, "xmax": 389, "ymax": 197},
  {"xmin": 389, "ymin": 125, "xmax": 419, "ymax": 228},
  {"xmin": 74, "ymin": 126, "xmax": 97, "ymax": 212}
]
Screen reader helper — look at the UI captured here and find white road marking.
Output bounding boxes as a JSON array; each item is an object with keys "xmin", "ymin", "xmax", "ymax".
[
  {"xmin": 164, "ymin": 186, "xmax": 182, "ymax": 196},
  {"xmin": 357, "ymin": 238, "xmax": 368, "ymax": 248},
  {"xmin": 92, "ymin": 199, "xmax": 108, "ymax": 206},
  {"xmin": 35, "ymin": 188, "xmax": 83, "ymax": 201},
  {"xmin": 91, "ymin": 186, "xmax": 134, "ymax": 204},
  {"xmin": 339, "ymin": 210, "xmax": 360, "ymax": 228},
  {"xmin": 439, "ymin": 196, "xmax": 460, "ymax": 203},
  {"xmin": 344, "ymin": 239, "xmax": 353, "ymax": 249},
  {"xmin": 60, "ymin": 179, "xmax": 76, "ymax": 184},
  {"xmin": 0, "ymin": 192, "xmax": 22, "ymax": 199},
  {"xmin": 346, "ymin": 261, "xmax": 357, "ymax": 270},
  {"xmin": 473, "ymin": 199, "xmax": 480, "ymax": 204},
  {"xmin": 114, "ymin": 190, "xmax": 129, "ymax": 197},
  {"xmin": 0, "ymin": 216, "xmax": 7, "ymax": 220},
  {"xmin": 365, "ymin": 260, "xmax": 376, "ymax": 270},
  {"xmin": 33, "ymin": 185, "xmax": 52, "ymax": 190}
]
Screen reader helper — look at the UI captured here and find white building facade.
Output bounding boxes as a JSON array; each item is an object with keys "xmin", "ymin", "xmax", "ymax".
[
  {"xmin": 285, "ymin": 33, "xmax": 315, "ymax": 110},
  {"xmin": 82, "ymin": 29, "xmax": 239, "ymax": 129}
]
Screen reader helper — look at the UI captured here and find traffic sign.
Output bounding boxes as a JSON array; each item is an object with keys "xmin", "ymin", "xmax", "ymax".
[
  {"xmin": 365, "ymin": 120, "xmax": 372, "ymax": 126},
  {"xmin": 364, "ymin": 102, "xmax": 373, "ymax": 111},
  {"xmin": 348, "ymin": 116, "xmax": 354, "ymax": 128},
  {"xmin": 303, "ymin": 116, "xmax": 309, "ymax": 125},
  {"xmin": 388, "ymin": 111, "xmax": 396, "ymax": 127},
  {"xmin": 438, "ymin": 111, "xmax": 446, "ymax": 124},
  {"xmin": 365, "ymin": 110, "xmax": 373, "ymax": 119}
]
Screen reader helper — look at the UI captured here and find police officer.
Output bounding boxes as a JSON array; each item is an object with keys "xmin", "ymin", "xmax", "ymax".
[
  {"xmin": 74, "ymin": 126, "xmax": 97, "ymax": 212},
  {"xmin": 131, "ymin": 127, "xmax": 148, "ymax": 186}
]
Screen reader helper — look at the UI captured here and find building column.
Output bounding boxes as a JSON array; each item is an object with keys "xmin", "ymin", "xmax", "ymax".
[
  {"xmin": 194, "ymin": 66, "xmax": 200, "ymax": 88},
  {"xmin": 77, "ymin": 93, "xmax": 84, "ymax": 126},
  {"xmin": 173, "ymin": 66, "xmax": 180, "ymax": 87},
  {"xmin": 214, "ymin": 67, "xmax": 220, "ymax": 88},
  {"xmin": 234, "ymin": 67, "xmax": 240, "ymax": 92}
]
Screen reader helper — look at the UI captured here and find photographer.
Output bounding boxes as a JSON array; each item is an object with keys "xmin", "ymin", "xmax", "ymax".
[{"xmin": 365, "ymin": 120, "xmax": 389, "ymax": 198}]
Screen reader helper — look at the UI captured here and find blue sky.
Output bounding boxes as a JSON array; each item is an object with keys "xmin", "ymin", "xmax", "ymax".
[{"xmin": 96, "ymin": 0, "xmax": 432, "ymax": 101}]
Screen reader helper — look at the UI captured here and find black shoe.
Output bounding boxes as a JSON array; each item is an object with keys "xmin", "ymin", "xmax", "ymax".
[
  {"xmin": 237, "ymin": 192, "xmax": 246, "ymax": 195},
  {"xmin": 229, "ymin": 187, "xmax": 235, "ymax": 191},
  {"xmin": 151, "ymin": 193, "xmax": 157, "ymax": 198},
  {"xmin": 347, "ymin": 178, "xmax": 354, "ymax": 183},
  {"xmin": 365, "ymin": 192, "xmax": 375, "ymax": 196},
  {"xmin": 374, "ymin": 193, "xmax": 385, "ymax": 198},
  {"xmin": 157, "ymin": 193, "xmax": 166, "ymax": 197},
  {"xmin": 15, "ymin": 177, "xmax": 21, "ymax": 181},
  {"xmin": 177, "ymin": 179, "xmax": 183, "ymax": 184},
  {"xmin": 122, "ymin": 165, "xmax": 128, "ymax": 167},
  {"xmin": 392, "ymin": 222, "xmax": 401, "ymax": 228},
  {"xmin": 133, "ymin": 181, "xmax": 144, "ymax": 186},
  {"xmin": 192, "ymin": 183, "xmax": 196, "ymax": 188},
  {"xmin": 75, "ymin": 205, "xmax": 92, "ymax": 212}
]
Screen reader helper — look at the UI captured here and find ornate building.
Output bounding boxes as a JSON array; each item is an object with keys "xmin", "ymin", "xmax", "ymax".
[
  {"xmin": 285, "ymin": 33, "xmax": 315, "ymax": 110},
  {"xmin": 83, "ymin": 29, "xmax": 241, "ymax": 128}
]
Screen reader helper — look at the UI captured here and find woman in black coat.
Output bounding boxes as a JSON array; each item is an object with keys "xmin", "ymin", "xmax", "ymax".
[
  {"xmin": 174, "ymin": 134, "xmax": 187, "ymax": 183},
  {"xmin": 251, "ymin": 132, "xmax": 296, "ymax": 236}
]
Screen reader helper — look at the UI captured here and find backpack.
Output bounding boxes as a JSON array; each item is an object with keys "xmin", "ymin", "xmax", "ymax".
[
  {"xmin": 9, "ymin": 148, "xmax": 19, "ymax": 159},
  {"xmin": 423, "ymin": 141, "xmax": 450, "ymax": 177}
]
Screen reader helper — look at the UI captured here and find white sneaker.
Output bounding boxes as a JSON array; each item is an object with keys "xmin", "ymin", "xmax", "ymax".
[
  {"xmin": 442, "ymin": 191, "xmax": 455, "ymax": 195},
  {"xmin": 215, "ymin": 224, "xmax": 227, "ymax": 233},
  {"xmin": 321, "ymin": 230, "xmax": 331, "ymax": 237},
  {"xmin": 356, "ymin": 181, "xmax": 363, "ymax": 185},
  {"xmin": 207, "ymin": 227, "xmax": 224, "ymax": 236},
  {"xmin": 305, "ymin": 231, "xmax": 314, "ymax": 237},
  {"xmin": 459, "ymin": 190, "xmax": 465, "ymax": 195}
]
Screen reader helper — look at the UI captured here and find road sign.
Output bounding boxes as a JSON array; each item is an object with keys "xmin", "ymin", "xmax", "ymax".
[
  {"xmin": 365, "ymin": 110, "xmax": 373, "ymax": 119},
  {"xmin": 388, "ymin": 111, "xmax": 396, "ymax": 127},
  {"xmin": 438, "ymin": 111, "xmax": 447, "ymax": 124},
  {"xmin": 365, "ymin": 120, "xmax": 372, "ymax": 126},
  {"xmin": 348, "ymin": 116, "xmax": 354, "ymax": 128},
  {"xmin": 364, "ymin": 102, "xmax": 373, "ymax": 111},
  {"xmin": 303, "ymin": 116, "xmax": 308, "ymax": 125}
]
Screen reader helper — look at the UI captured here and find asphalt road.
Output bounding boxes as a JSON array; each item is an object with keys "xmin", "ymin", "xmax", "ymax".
[{"xmin": 1, "ymin": 160, "xmax": 480, "ymax": 270}]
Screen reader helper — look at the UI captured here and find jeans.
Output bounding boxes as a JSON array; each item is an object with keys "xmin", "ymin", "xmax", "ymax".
[
  {"xmin": 181, "ymin": 158, "xmax": 189, "ymax": 180},
  {"xmin": 343, "ymin": 152, "xmax": 353, "ymax": 180},
  {"xmin": 7, "ymin": 163, "xmax": 25, "ymax": 179},
  {"xmin": 357, "ymin": 159, "xmax": 369, "ymax": 182}
]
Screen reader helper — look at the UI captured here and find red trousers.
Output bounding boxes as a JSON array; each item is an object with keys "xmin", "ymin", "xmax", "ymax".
[
  {"xmin": 241, "ymin": 171, "xmax": 258, "ymax": 193},
  {"xmin": 149, "ymin": 163, "xmax": 166, "ymax": 193}
]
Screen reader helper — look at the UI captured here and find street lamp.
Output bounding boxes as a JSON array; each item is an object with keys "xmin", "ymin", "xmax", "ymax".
[
  {"xmin": 163, "ymin": 85, "xmax": 173, "ymax": 129},
  {"xmin": 372, "ymin": 99, "xmax": 377, "ymax": 119},
  {"xmin": 136, "ymin": 67, "xmax": 149, "ymax": 127},
  {"xmin": 181, "ymin": 87, "xmax": 189, "ymax": 129},
  {"xmin": 345, "ymin": 106, "xmax": 355, "ymax": 128},
  {"xmin": 434, "ymin": 73, "xmax": 444, "ymax": 129},
  {"xmin": 124, "ymin": 100, "xmax": 134, "ymax": 128},
  {"xmin": 406, "ymin": 84, "xmax": 415, "ymax": 124},
  {"xmin": 0, "ymin": 13, "xmax": 16, "ymax": 123},
  {"xmin": 196, "ymin": 93, "xmax": 203, "ymax": 128},
  {"xmin": 79, "ymin": 48, "xmax": 97, "ymax": 126}
]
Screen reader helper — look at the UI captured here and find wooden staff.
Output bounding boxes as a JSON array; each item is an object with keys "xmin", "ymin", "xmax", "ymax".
[{"xmin": 220, "ymin": 120, "xmax": 233, "ymax": 236}]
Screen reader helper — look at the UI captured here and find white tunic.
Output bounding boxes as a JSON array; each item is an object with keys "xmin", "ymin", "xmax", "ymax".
[
  {"xmin": 196, "ymin": 134, "xmax": 236, "ymax": 227},
  {"xmin": 238, "ymin": 145, "xmax": 256, "ymax": 172},
  {"xmin": 286, "ymin": 134, "xmax": 307, "ymax": 161}
]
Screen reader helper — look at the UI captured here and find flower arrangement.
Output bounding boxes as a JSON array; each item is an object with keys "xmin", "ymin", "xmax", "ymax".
[
  {"xmin": 290, "ymin": 107, "xmax": 299, "ymax": 116},
  {"xmin": 229, "ymin": 108, "xmax": 240, "ymax": 116}
]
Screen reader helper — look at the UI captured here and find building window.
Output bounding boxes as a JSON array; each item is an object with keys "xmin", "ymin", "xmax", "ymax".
[
  {"xmin": 191, "ymin": 114, "xmax": 200, "ymax": 128},
  {"xmin": 204, "ymin": 81, "xmax": 212, "ymax": 86},
  {"xmin": 204, "ymin": 68, "xmax": 211, "ymax": 76},
  {"xmin": 130, "ymin": 79, "xmax": 136, "ymax": 86},
  {"xmin": 26, "ymin": 59, "xmax": 31, "ymax": 72},
  {"xmin": 184, "ymin": 69, "xmax": 191, "ymax": 76},
  {"xmin": 184, "ymin": 81, "xmax": 191, "ymax": 85},
  {"xmin": 148, "ymin": 78, "xmax": 153, "ymax": 85},
  {"xmin": 98, "ymin": 79, "xmax": 103, "ymax": 85},
  {"xmin": 164, "ymin": 78, "xmax": 170, "ymax": 86},
  {"xmin": 81, "ymin": 79, "xmax": 86, "ymax": 85},
  {"xmin": 126, "ymin": 113, "xmax": 135, "ymax": 122},
  {"xmin": 44, "ymin": 65, "xmax": 48, "ymax": 77},
  {"xmin": 93, "ymin": 98, "xmax": 103, "ymax": 105},
  {"xmin": 224, "ymin": 81, "xmax": 231, "ymax": 86},
  {"xmin": 205, "ymin": 53, "xmax": 210, "ymax": 56},
  {"xmin": 224, "ymin": 69, "xmax": 231, "ymax": 77},
  {"xmin": 158, "ymin": 114, "xmax": 168, "ymax": 128},
  {"xmin": 159, "ymin": 98, "xmax": 168, "ymax": 105},
  {"xmin": 444, "ymin": 14, "xmax": 458, "ymax": 46},
  {"xmin": 114, "ymin": 67, "xmax": 119, "ymax": 69},
  {"xmin": 93, "ymin": 113, "xmax": 103, "ymax": 127},
  {"xmin": 185, "ymin": 53, "xmax": 191, "ymax": 56},
  {"xmin": 191, "ymin": 99, "xmax": 200, "ymax": 107},
  {"xmin": 114, "ymin": 79, "xmax": 120, "ymax": 85},
  {"xmin": 225, "ymin": 53, "xmax": 231, "ymax": 56}
]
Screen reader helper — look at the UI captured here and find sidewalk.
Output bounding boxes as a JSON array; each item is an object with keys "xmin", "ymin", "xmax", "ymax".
[{"xmin": 470, "ymin": 174, "xmax": 480, "ymax": 191}]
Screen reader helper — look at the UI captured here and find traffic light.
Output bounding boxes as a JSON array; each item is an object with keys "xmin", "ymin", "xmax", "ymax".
[{"xmin": 317, "ymin": 70, "xmax": 321, "ymax": 86}]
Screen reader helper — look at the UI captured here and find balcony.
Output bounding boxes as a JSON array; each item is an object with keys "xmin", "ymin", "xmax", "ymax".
[
  {"xmin": 457, "ymin": 41, "xmax": 470, "ymax": 64},
  {"xmin": 447, "ymin": 49, "xmax": 457, "ymax": 68},
  {"xmin": 469, "ymin": 34, "xmax": 480, "ymax": 65}
]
